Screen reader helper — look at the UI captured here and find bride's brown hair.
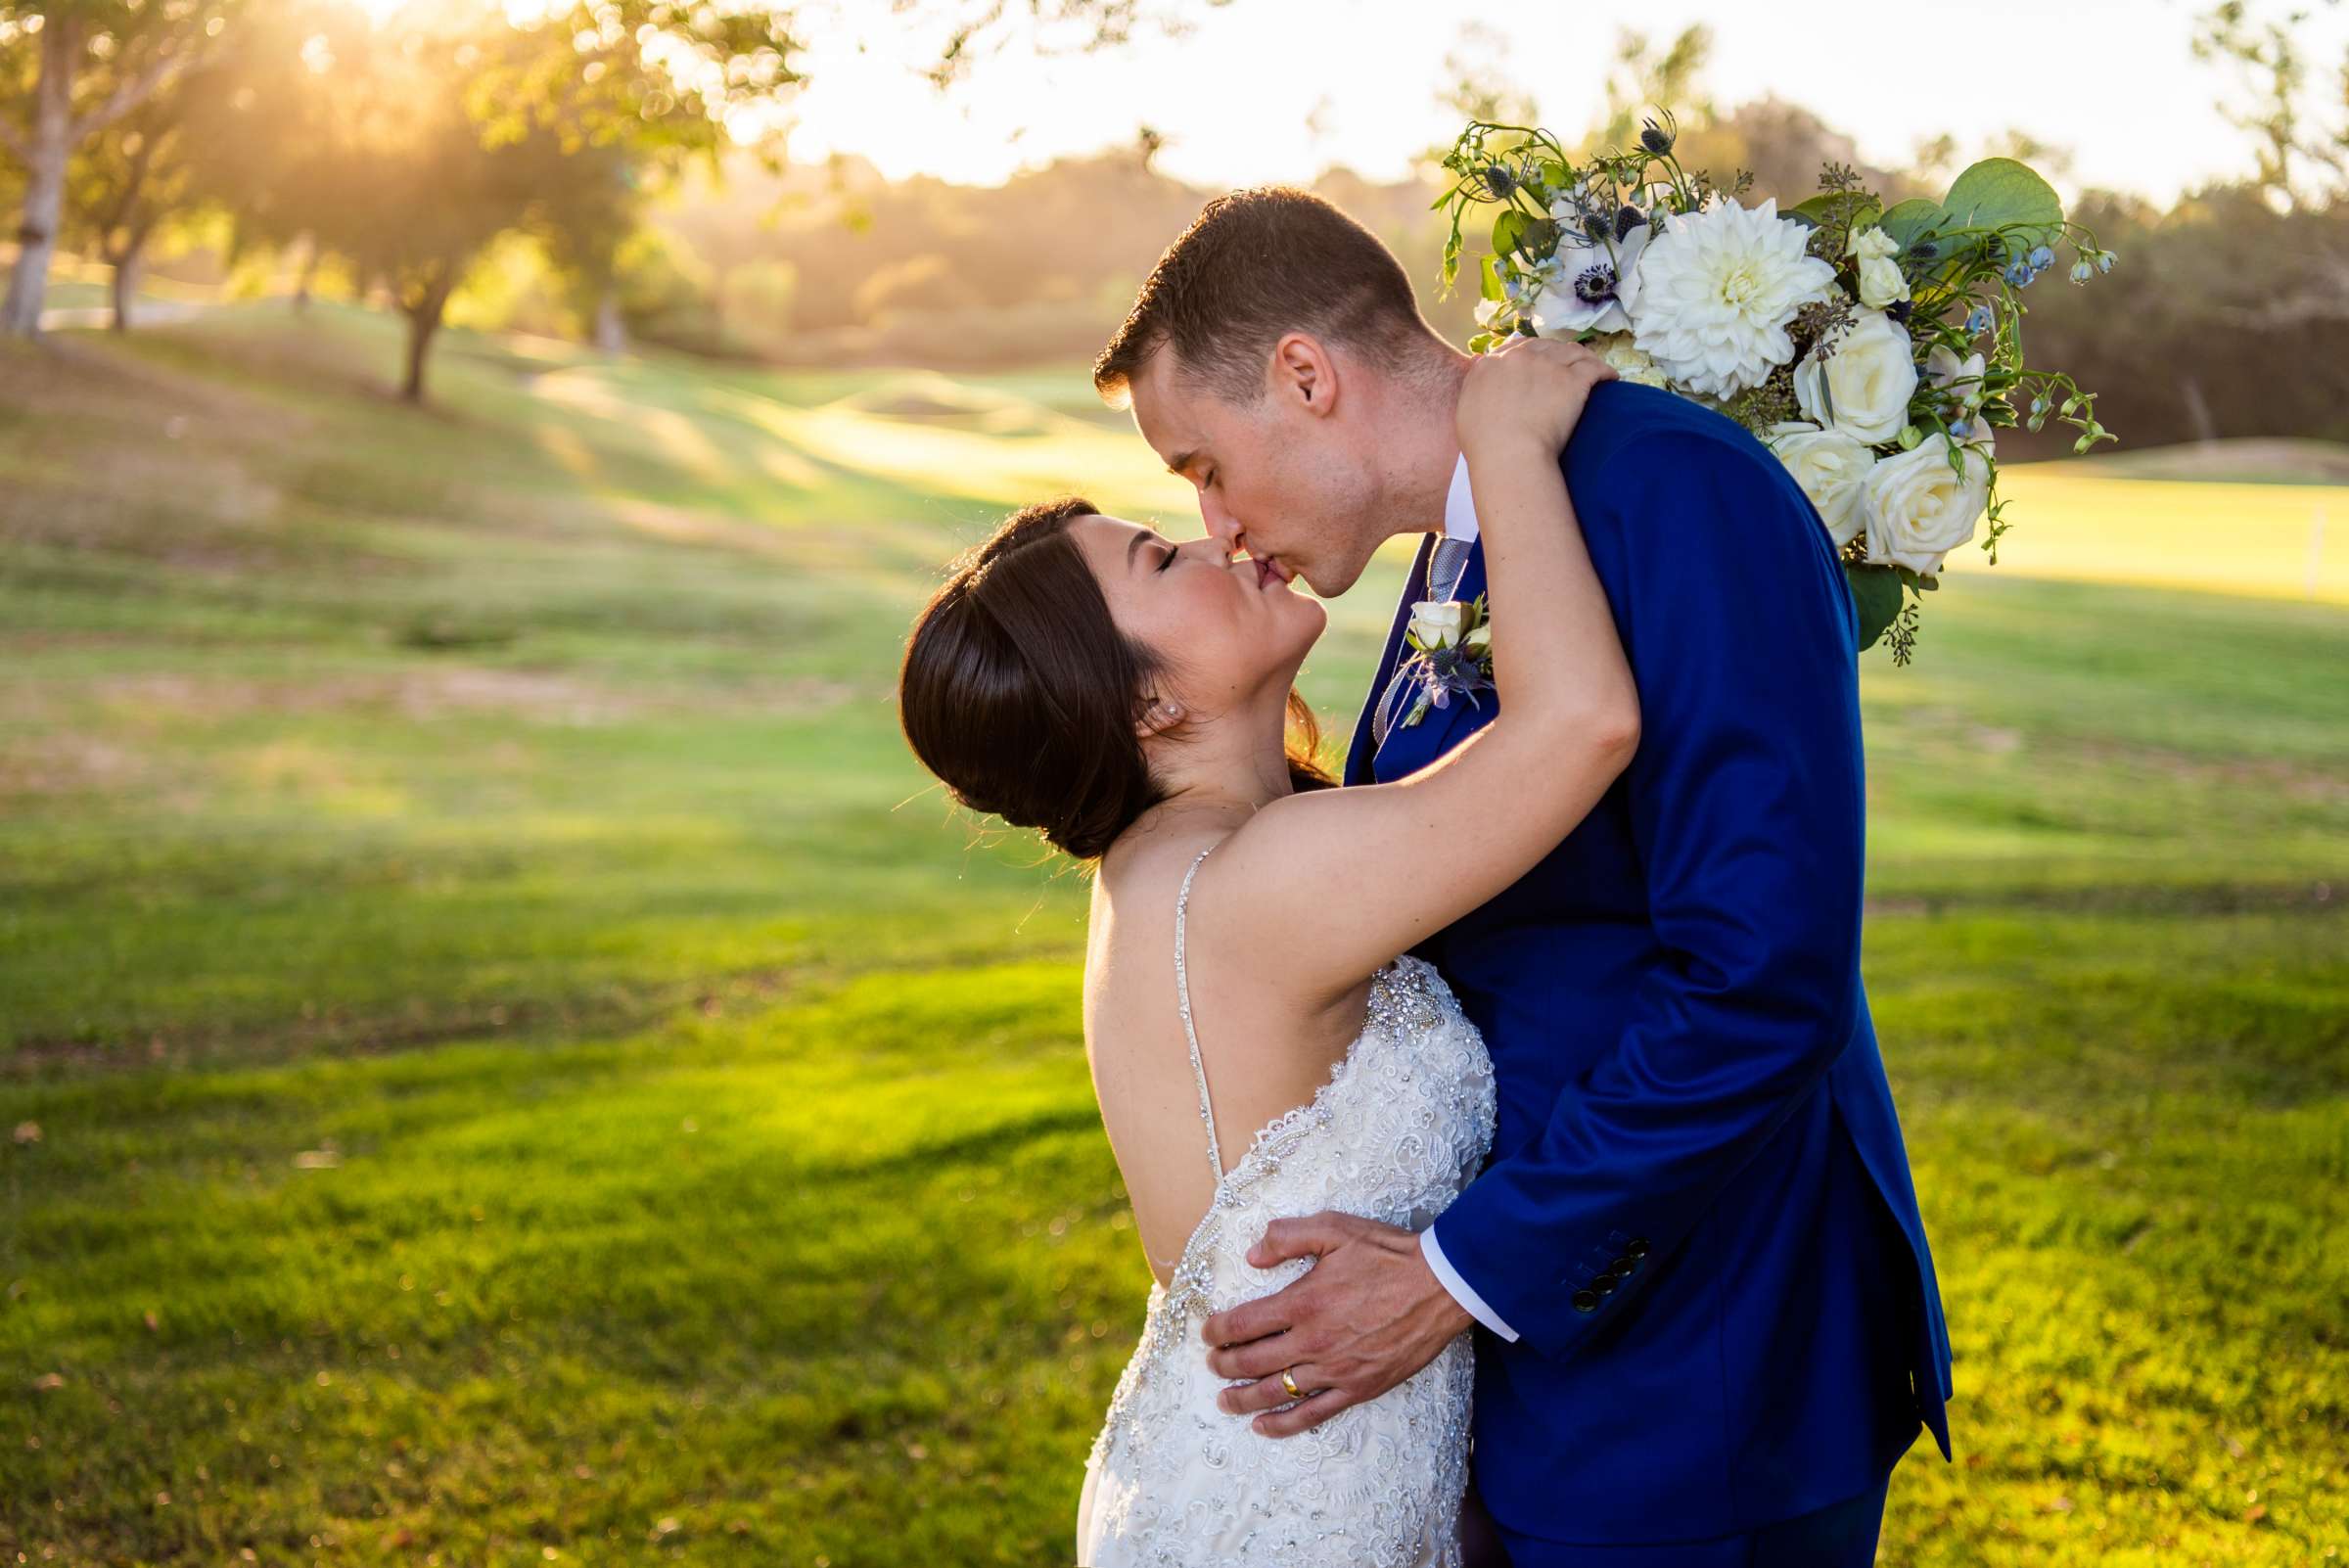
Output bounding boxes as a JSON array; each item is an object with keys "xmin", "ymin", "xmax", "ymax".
[{"xmin": 898, "ymin": 496, "xmax": 1331, "ymax": 861}]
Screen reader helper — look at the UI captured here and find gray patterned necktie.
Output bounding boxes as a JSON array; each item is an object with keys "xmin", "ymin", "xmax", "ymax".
[{"xmin": 1370, "ymin": 534, "xmax": 1475, "ymax": 749}]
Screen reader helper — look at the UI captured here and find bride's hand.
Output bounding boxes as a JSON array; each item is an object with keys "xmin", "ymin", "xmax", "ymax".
[{"xmin": 1455, "ymin": 335, "xmax": 1616, "ymax": 460}]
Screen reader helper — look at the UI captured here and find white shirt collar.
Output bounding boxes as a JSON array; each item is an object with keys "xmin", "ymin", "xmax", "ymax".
[{"xmin": 1441, "ymin": 449, "xmax": 1479, "ymax": 545}]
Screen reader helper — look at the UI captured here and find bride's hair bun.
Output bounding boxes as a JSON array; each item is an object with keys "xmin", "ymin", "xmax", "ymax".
[{"xmin": 899, "ymin": 497, "xmax": 1166, "ymax": 861}]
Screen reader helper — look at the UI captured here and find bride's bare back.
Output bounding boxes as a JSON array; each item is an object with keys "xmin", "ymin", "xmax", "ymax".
[{"xmin": 1084, "ymin": 826, "xmax": 1375, "ymax": 1287}]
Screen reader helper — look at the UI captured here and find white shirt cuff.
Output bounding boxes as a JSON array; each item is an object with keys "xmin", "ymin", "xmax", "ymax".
[{"xmin": 1420, "ymin": 1223, "xmax": 1519, "ymax": 1342}]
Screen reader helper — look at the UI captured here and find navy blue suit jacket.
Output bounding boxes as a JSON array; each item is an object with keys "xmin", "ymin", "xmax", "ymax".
[{"xmin": 1345, "ymin": 380, "xmax": 1953, "ymax": 1545}]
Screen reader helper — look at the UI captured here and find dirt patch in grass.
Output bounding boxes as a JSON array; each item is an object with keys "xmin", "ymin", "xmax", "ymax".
[{"xmin": 0, "ymin": 731, "xmax": 156, "ymax": 799}]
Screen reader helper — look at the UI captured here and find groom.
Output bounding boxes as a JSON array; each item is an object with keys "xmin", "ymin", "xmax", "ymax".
[{"xmin": 1091, "ymin": 187, "xmax": 1954, "ymax": 1566}]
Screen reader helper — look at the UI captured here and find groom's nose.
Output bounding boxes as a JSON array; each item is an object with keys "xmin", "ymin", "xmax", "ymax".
[{"xmin": 1199, "ymin": 490, "xmax": 1242, "ymax": 552}]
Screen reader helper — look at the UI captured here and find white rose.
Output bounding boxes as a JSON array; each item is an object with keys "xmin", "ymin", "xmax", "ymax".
[
  {"xmin": 1408, "ymin": 599, "xmax": 1465, "ymax": 649},
  {"xmin": 1860, "ymin": 429, "xmax": 1995, "ymax": 576},
  {"xmin": 1765, "ymin": 420, "xmax": 1877, "ymax": 546},
  {"xmin": 1856, "ymin": 254, "xmax": 1910, "ymax": 309},
  {"xmin": 1925, "ymin": 345, "xmax": 1987, "ymax": 412},
  {"xmin": 1847, "ymin": 225, "xmax": 1900, "ymax": 261},
  {"xmin": 1589, "ymin": 332, "xmax": 1671, "ymax": 389},
  {"xmin": 1792, "ymin": 309, "xmax": 1918, "ymax": 445}
]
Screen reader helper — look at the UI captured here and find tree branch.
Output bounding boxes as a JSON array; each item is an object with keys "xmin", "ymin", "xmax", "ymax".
[{"xmin": 68, "ymin": 38, "xmax": 209, "ymax": 143}]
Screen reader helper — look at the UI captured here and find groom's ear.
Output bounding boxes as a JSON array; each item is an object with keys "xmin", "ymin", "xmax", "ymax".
[{"xmin": 1270, "ymin": 332, "xmax": 1339, "ymax": 417}]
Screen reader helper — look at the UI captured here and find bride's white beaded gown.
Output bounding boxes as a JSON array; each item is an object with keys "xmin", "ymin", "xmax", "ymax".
[{"xmin": 1076, "ymin": 844, "xmax": 1499, "ymax": 1567}]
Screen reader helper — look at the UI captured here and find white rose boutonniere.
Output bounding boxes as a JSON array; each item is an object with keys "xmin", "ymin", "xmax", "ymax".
[
  {"xmin": 1406, "ymin": 599, "xmax": 1466, "ymax": 650},
  {"xmin": 1397, "ymin": 593, "xmax": 1495, "ymax": 729}
]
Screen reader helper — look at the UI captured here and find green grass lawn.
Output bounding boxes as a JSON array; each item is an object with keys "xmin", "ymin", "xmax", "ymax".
[{"xmin": 2, "ymin": 303, "xmax": 2344, "ymax": 1566}]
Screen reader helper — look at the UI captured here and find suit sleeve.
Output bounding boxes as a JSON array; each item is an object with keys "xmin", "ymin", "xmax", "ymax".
[{"xmin": 1422, "ymin": 425, "xmax": 1869, "ymax": 1360}]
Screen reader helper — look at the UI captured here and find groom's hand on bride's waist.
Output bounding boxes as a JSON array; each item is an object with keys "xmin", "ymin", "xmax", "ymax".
[{"xmin": 1198, "ymin": 1212, "xmax": 1474, "ymax": 1438}]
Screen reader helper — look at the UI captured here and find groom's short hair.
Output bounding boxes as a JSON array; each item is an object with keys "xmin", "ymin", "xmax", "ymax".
[{"xmin": 1093, "ymin": 186, "xmax": 1433, "ymax": 411}]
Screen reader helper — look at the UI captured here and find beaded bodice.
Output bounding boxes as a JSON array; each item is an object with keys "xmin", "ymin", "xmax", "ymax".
[{"xmin": 1075, "ymin": 844, "xmax": 1499, "ymax": 1567}]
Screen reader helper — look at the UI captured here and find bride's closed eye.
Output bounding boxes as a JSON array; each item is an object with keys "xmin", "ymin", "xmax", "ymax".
[{"xmin": 1156, "ymin": 540, "xmax": 1177, "ymax": 575}]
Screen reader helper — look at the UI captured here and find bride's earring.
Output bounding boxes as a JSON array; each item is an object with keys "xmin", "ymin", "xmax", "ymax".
[{"xmin": 1137, "ymin": 696, "xmax": 1184, "ymax": 739}]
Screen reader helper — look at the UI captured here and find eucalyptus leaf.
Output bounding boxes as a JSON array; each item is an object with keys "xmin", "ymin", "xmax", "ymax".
[
  {"xmin": 1480, "ymin": 253, "xmax": 1504, "ymax": 303},
  {"xmin": 1493, "ymin": 208, "xmax": 1530, "ymax": 260},
  {"xmin": 1939, "ymin": 158, "xmax": 2062, "ymax": 249},
  {"xmin": 1846, "ymin": 564, "xmax": 1905, "ymax": 651},
  {"xmin": 1789, "ymin": 192, "xmax": 1880, "ymax": 231},
  {"xmin": 1877, "ymin": 198, "xmax": 1944, "ymax": 253}
]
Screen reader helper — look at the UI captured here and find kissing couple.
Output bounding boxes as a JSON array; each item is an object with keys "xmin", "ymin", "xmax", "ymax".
[{"xmin": 898, "ymin": 187, "xmax": 1955, "ymax": 1568}]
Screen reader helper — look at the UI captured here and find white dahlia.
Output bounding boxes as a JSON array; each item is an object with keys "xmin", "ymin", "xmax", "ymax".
[{"xmin": 1627, "ymin": 197, "xmax": 1836, "ymax": 399}]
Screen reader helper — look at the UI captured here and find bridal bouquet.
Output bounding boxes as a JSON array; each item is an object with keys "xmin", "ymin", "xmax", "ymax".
[{"xmin": 1433, "ymin": 112, "xmax": 2117, "ymax": 662}]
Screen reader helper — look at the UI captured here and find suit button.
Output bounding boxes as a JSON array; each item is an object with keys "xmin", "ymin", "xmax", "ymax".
[
  {"xmin": 1627, "ymin": 1239, "xmax": 1650, "ymax": 1259},
  {"xmin": 1572, "ymin": 1289, "xmax": 1599, "ymax": 1313},
  {"xmin": 1611, "ymin": 1254, "xmax": 1637, "ymax": 1274},
  {"xmin": 1593, "ymin": 1272, "xmax": 1619, "ymax": 1295}
]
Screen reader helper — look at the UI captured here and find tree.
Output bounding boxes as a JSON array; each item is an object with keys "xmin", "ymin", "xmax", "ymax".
[
  {"xmin": 2193, "ymin": 0, "xmax": 2347, "ymax": 207},
  {"xmin": 1584, "ymin": 24, "xmax": 1715, "ymax": 157},
  {"xmin": 529, "ymin": 145, "xmax": 643, "ymax": 353},
  {"xmin": 0, "ymin": 0, "xmax": 234, "ymax": 338},
  {"xmin": 1435, "ymin": 20, "xmax": 1536, "ymax": 131},
  {"xmin": 63, "ymin": 49, "xmax": 215, "ymax": 330}
]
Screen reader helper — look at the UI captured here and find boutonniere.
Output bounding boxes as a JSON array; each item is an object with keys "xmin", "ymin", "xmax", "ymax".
[{"xmin": 1397, "ymin": 593, "xmax": 1495, "ymax": 729}]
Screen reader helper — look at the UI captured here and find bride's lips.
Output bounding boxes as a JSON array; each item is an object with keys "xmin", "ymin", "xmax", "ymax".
[{"xmin": 1250, "ymin": 554, "xmax": 1294, "ymax": 590}]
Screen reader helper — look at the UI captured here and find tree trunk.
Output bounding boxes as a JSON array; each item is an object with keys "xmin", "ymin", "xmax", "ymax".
[
  {"xmin": 400, "ymin": 271, "xmax": 455, "ymax": 403},
  {"xmin": 2180, "ymin": 374, "xmax": 2219, "ymax": 444},
  {"xmin": 294, "ymin": 238, "xmax": 317, "ymax": 313},
  {"xmin": 110, "ymin": 242, "xmax": 147, "ymax": 333},
  {"xmin": 593, "ymin": 285, "xmax": 625, "ymax": 354},
  {"xmin": 1, "ymin": 14, "xmax": 86, "ymax": 340}
]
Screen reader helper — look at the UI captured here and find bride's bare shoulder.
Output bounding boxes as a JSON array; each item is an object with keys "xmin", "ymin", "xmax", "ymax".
[{"xmin": 1092, "ymin": 821, "xmax": 1227, "ymax": 914}]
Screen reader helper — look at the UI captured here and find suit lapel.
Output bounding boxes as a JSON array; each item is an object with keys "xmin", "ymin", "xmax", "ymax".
[{"xmin": 1344, "ymin": 532, "xmax": 1438, "ymax": 787}]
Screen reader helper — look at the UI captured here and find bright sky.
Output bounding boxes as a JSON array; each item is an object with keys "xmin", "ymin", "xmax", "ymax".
[{"xmin": 775, "ymin": 0, "xmax": 2349, "ymax": 204}]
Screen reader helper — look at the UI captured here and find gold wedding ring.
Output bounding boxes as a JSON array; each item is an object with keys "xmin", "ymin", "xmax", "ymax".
[{"xmin": 1280, "ymin": 1366, "xmax": 1304, "ymax": 1400}]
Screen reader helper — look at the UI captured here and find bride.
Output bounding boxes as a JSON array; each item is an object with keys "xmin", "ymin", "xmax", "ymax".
[{"xmin": 897, "ymin": 337, "xmax": 1635, "ymax": 1566}]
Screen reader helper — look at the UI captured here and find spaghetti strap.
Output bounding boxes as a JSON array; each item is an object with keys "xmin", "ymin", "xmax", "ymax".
[{"xmin": 1173, "ymin": 843, "xmax": 1225, "ymax": 1184}]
